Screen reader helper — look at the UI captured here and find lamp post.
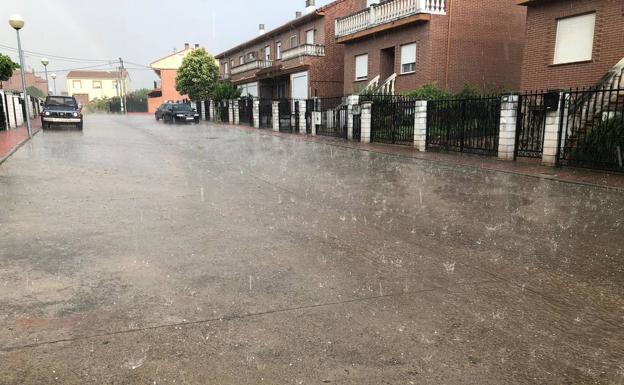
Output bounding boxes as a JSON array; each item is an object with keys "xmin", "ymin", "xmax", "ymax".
[
  {"xmin": 41, "ymin": 57, "xmax": 50, "ymax": 96},
  {"xmin": 51, "ymin": 73, "xmax": 57, "ymax": 95},
  {"xmin": 9, "ymin": 14, "xmax": 31, "ymax": 138}
]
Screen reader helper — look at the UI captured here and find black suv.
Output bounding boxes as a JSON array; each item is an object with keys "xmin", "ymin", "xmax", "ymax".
[{"xmin": 41, "ymin": 96, "xmax": 83, "ymax": 130}]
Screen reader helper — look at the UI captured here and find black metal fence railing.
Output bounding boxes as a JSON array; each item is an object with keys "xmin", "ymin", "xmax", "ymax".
[
  {"xmin": 516, "ymin": 91, "xmax": 547, "ymax": 158},
  {"xmin": 217, "ymin": 100, "xmax": 229, "ymax": 123},
  {"xmin": 259, "ymin": 99, "xmax": 272, "ymax": 129},
  {"xmin": 278, "ymin": 99, "xmax": 297, "ymax": 133},
  {"xmin": 427, "ymin": 95, "xmax": 501, "ymax": 156},
  {"xmin": 558, "ymin": 87, "xmax": 624, "ymax": 172},
  {"xmin": 370, "ymin": 95, "xmax": 416, "ymax": 145},
  {"xmin": 239, "ymin": 97, "xmax": 253, "ymax": 126},
  {"xmin": 196, "ymin": 100, "xmax": 203, "ymax": 120},
  {"xmin": 0, "ymin": 93, "xmax": 7, "ymax": 130},
  {"xmin": 305, "ymin": 99, "xmax": 314, "ymax": 134},
  {"xmin": 353, "ymin": 112, "xmax": 361, "ymax": 141},
  {"xmin": 315, "ymin": 97, "xmax": 348, "ymax": 139}
]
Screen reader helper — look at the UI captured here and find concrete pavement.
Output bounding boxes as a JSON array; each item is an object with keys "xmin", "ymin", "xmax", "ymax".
[{"xmin": 0, "ymin": 114, "xmax": 622, "ymax": 384}]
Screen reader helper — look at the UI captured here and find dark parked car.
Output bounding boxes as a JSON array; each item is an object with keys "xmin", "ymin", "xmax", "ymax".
[
  {"xmin": 41, "ymin": 96, "xmax": 83, "ymax": 130},
  {"xmin": 155, "ymin": 103, "xmax": 170, "ymax": 121},
  {"xmin": 162, "ymin": 103, "xmax": 200, "ymax": 124}
]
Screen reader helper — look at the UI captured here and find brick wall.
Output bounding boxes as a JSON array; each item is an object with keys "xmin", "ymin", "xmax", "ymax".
[
  {"xmin": 520, "ymin": 0, "xmax": 624, "ymax": 91},
  {"xmin": 343, "ymin": 0, "xmax": 527, "ymax": 94},
  {"xmin": 1, "ymin": 69, "xmax": 48, "ymax": 95}
]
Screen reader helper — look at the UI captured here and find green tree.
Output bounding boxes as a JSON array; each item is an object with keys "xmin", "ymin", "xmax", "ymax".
[
  {"xmin": 404, "ymin": 83, "xmax": 451, "ymax": 100},
  {"xmin": 128, "ymin": 88, "xmax": 150, "ymax": 99},
  {"xmin": 175, "ymin": 49, "xmax": 219, "ymax": 101},
  {"xmin": 26, "ymin": 86, "xmax": 45, "ymax": 99},
  {"xmin": 211, "ymin": 80, "xmax": 242, "ymax": 101},
  {"xmin": 0, "ymin": 53, "xmax": 19, "ymax": 82}
]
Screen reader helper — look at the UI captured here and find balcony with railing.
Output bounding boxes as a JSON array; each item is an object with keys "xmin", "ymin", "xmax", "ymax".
[
  {"xmin": 231, "ymin": 60, "xmax": 274, "ymax": 76},
  {"xmin": 336, "ymin": 0, "xmax": 445, "ymax": 39},
  {"xmin": 281, "ymin": 44, "xmax": 326, "ymax": 61}
]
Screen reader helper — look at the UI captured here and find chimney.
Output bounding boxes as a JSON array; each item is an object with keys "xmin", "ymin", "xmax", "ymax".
[
  {"xmin": 295, "ymin": 11, "xmax": 302, "ymax": 18},
  {"xmin": 259, "ymin": 24, "xmax": 266, "ymax": 36},
  {"xmin": 184, "ymin": 43, "xmax": 190, "ymax": 50},
  {"xmin": 195, "ymin": 43, "xmax": 200, "ymax": 49},
  {"xmin": 305, "ymin": 0, "xmax": 316, "ymax": 14}
]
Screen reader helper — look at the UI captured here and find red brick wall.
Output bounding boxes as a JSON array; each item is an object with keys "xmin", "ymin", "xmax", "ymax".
[
  {"xmin": 520, "ymin": 0, "xmax": 624, "ymax": 91},
  {"xmin": 1, "ymin": 70, "xmax": 48, "ymax": 95},
  {"xmin": 343, "ymin": 0, "xmax": 527, "ymax": 94}
]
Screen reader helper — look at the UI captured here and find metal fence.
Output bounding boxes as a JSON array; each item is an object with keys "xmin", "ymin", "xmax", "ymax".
[
  {"xmin": 217, "ymin": 100, "xmax": 229, "ymax": 123},
  {"xmin": 0, "ymin": 93, "xmax": 7, "ymax": 130},
  {"xmin": 558, "ymin": 87, "xmax": 624, "ymax": 172},
  {"xmin": 315, "ymin": 97, "xmax": 348, "ymax": 139},
  {"xmin": 259, "ymin": 99, "xmax": 272, "ymax": 129},
  {"xmin": 427, "ymin": 95, "xmax": 501, "ymax": 155},
  {"xmin": 305, "ymin": 99, "xmax": 314, "ymax": 134},
  {"xmin": 370, "ymin": 95, "xmax": 416, "ymax": 145},
  {"xmin": 239, "ymin": 97, "xmax": 253, "ymax": 126},
  {"xmin": 278, "ymin": 99, "xmax": 298, "ymax": 133},
  {"xmin": 516, "ymin": 91, "xmax": 547, "ymax": 158}
]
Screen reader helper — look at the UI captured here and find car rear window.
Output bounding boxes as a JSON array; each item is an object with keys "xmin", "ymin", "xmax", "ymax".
[{"xmin": 173, "ymin": 104, "xmax": 193, "ymax": 112}]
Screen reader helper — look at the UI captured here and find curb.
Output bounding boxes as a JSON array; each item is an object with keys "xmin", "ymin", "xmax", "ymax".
[
  {"xmin": 209, "ymin": 121, "xmax": 624, "ymax": 193},
  {"xmin": 0, "ymin": 128, "xmax": 40, "ymax": 166}
]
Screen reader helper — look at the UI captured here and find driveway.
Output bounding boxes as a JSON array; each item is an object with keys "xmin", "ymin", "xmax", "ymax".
[{"xmin": 0, "ymin": 114, "xmax": 622, "ymax": 384}]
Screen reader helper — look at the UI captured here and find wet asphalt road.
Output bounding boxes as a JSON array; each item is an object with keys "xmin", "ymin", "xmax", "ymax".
[{"xmin": 0, "ymin": 114, "xmax": 623, "ymax": 384}]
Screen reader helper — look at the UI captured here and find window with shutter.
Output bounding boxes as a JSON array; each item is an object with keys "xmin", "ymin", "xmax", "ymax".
[
  {"xmin": 355, "ymin": 54, "xmax": 368, "ymax": 81},
  {"xmin": 400, "ymin": 43, "xmax": 416, "ymax": 74},
  {"xmin": 554, "ymin": 13, "xmax": 596, "ymax": 65}
]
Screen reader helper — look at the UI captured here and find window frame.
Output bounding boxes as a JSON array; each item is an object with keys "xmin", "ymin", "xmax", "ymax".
[
  {"xmin": 306, "ymin": 29, "xmax": 315, "ymax": 45},
  {"xmin": 289, "ymin": 35, "xmax": 298, "ymax": 49},
  {"xmin": 355, "ymin": 54, "xmax": 368, "ymax": 81},
  {"xmin": 400, "ymin": 42, "xmax": 417, "ymax": 75},
  {"xmin": 553, "ymin": 12, "xmax": 596, "ymax": 65},
  {"xmin": 72, "ymin": 80, "xmax": 82, "ymax": 89},
  {"xmin": 92, "ymin": 80, "xmax": 102, "ymax": 89},
  {"xmin": 264, "ymin": 45, "xmax": 271, "ymax": 61},
  {"xmin": 276, "ymin": 41, "xmax": 282, "ymax": 60}
]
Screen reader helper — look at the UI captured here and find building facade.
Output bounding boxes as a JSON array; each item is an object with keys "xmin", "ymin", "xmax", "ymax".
[
  {"xmin": 338, "ymin": 0, "xmax": 527, "ymax": 95},
  {"xmin": 519, "ymin": 0, "xmax": 624, "ymax": 90},
  {"xmin": 66, "ymin": 70, "xmax": 128, "ymax": 105},
  {"xmin": 215, "ymin": 0, "xmax": 367, "ymax": 100},
  {"xmin": 148, "ymin": 43, "xmax": 209, "ymax": 113}
]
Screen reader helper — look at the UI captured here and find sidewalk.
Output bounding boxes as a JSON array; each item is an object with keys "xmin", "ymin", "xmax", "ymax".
[
  {"xmin": 0, "ymin": 120, "xmax": 42, "ymax": 165},
  {"xmin": 223, "ymin": 123, "xmax": 624, "ymax": 191}
]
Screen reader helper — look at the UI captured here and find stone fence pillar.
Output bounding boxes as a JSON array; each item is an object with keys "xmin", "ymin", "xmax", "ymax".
[
  {"xmin": 413, "ymin": 100, "xmax": 427, "ymax": 152},
  {"xmin": 228, "ymin": 100, "xmax": 234, "ymax": 124},
  {"xmin": 233, "ymin": 100, "xmax": 240, "ymax": 125},
  {"xmin": 298, "ymin": 100, "xmax": 307, "ymax": 134},
  {"xmin": 542, "ymin": 93, "xmax": 565, "ymax": 167},
  {"xmin": 253, "ymin": 99, "xmax": 260, "ymax": 128},
  {"xmin": 498, "ymin": 94, "xmax": 519, "ymax": 161},
  {"xmin": 209, "ymin": 100, "xmax": 215, "ymax": 121},
  {"xmin": 347, "ymin": 95, "xmax": 359, "ymax": 140},
  {"xmin": 360, "ymin": 102, "xmax": 372, "ymax": 144},
  {"xmin": 272, "ymin": 101, "xmax": 279, "ymax": 132}
]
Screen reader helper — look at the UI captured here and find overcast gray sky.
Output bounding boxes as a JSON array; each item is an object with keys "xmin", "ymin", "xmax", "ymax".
[{"xmin": 1, "ymin": 0, "xmax": 333, "ymax": 93}]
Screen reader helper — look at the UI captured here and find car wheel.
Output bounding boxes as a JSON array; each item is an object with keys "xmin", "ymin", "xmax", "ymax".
[
  {"xmin": 156, "ymin": 115, "xmax": 160, "ymax": 121},
  {"xmin": 77, "ymin": 120, "xmax": 83, "ymax": 130}
]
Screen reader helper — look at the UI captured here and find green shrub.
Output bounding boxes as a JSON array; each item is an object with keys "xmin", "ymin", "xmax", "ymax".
[
  {"xmin": 570, "ymin": 115, "xmax": 624, "ymax": 170},
  {"xmin": 404, "ymin": 83, "xmax": 451, "ymax": 100}
]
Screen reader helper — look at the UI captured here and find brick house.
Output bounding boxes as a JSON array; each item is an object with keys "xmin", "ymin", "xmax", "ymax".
[
  {"xmin": 148, "ymin": 43, "xmax": 208, "ymax": 113},
  {"xmin": 1, "ymin": 69, "xmax": 48, "ymax": 95},
  {"xmin": 215, "ymin": 0, "xmax": 367, "ymax": 99},
  {"xmin": 519, "ymin": 0, "xmax": 624, "ymax": 91},
  {"xmin": 338, "ymin": 0, "xmax": 527, "ymax": 95}
]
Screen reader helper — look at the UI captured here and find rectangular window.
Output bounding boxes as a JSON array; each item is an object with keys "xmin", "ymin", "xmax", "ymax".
[
  {"xmin": 224, "ymin": 62, "xmax": 229, "ymax": 74},
  {"xmin": 72, "ymin": 80, "xmax": 82, "ymax": 89},
  {"xmin": 248, "ymin": 52, "xmax": 255, "ymax": 60},
  {"xmin": 265, "ymin": 46, "xmax": 271, "ymax": 61},
  {"xmin": 93, "ymin": 80, "xmax": 102, "ymax": 89},
  {"xmin": 239, "ymin": 56, "xmax": 244, "ymax": 65},
  {"xmin": 400, "ymin": 43, "xmax": 416, "ymax": 74},
  {"xmin": 355, "ymin": 54, "xmax": 368, "ymax": 81},
  {"xmin": 554, "ymin": 13, "xmax": 596, "ymax": 65},
  {"xmin": 306, "ymin": 30, "xmax": 315, "ymax": 45},
  {"xmin": 290, "ymin": 35, "xmax": 298, "ymax": 49},
  {"xmin": 276, "ymin": 42, "xmax": 282, "ymax": 59}
]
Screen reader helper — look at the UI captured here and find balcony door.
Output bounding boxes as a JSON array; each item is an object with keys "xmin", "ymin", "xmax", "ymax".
[
  {"xmin": 306, "ymin": 30, "xmax": 315, "ymax": 45},
  {"xmin": 291, "ymin": 71, "xmax": 309, "ymax": 100}
]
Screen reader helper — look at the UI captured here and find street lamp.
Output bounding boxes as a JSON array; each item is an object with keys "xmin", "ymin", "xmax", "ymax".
[
  {"xmin": 51, "ymin": 73, "xmax": 57, "ymax": 95},
  {"xmin": 9, "ymin": 14, "xmax": 31, "ymax": 138},
  {"xmin": 41, "ymin": 57, "xmax": 50, "ymax": 96}
]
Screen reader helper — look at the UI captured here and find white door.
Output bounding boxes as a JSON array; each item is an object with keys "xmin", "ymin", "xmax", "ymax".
[{"xmin": 291, "ymin": 71, "xmax": 308, "ymax": 100}]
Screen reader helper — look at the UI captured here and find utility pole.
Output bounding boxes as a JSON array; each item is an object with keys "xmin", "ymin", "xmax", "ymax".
[{"xmin": 118, "ymin": 57, "xmax": 127, "ymax": 114}]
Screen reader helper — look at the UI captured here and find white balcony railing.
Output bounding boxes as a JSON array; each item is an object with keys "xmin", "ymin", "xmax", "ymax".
[
  {"xmin": 336, "ymin": 0, "xmax": 445, "ymax": 38},
  {"xmin": 281, "ymin": 44, "xmax": 326, "ymax": 61},
  {"xmin": 231, "ymin": 60, "xmax": 273, "ymax": 75}
]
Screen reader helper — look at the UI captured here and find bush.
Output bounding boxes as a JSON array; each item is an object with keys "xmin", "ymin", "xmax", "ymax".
[
  {"xmin": 404, "ymin": 83, "xmax": 451, "ymax": 100},
  {"xmin": 570, "ymin": 115, "xmax": 624, "ymax": 170},
  {"xmin": 455, "ymin": 84, "xmax": 481, "ymax": 99},
  {"xmin": 211, "ymin": 81, "xmax": 242, "ymax": 101}
]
